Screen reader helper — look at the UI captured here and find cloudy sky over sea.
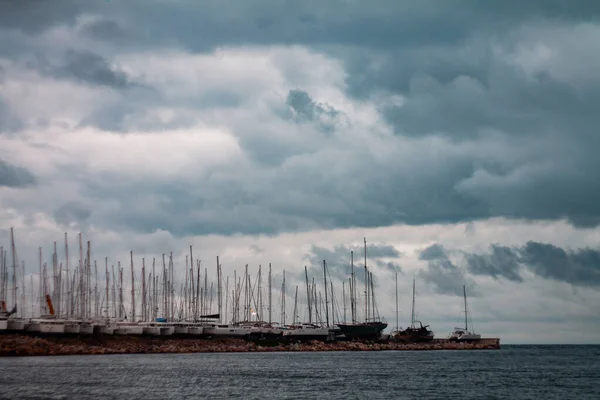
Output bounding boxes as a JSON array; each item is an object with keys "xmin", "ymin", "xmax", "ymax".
[{"xmin": 1, "ymin": 1, "xmax": 599, "ymax": 344}]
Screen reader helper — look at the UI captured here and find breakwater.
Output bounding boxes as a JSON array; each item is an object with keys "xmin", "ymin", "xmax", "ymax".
[{"xmin": 0, "ymin": 335, "xmax": 499, "ymax": 356}]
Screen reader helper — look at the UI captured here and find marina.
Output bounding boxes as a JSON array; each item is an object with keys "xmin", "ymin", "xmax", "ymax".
[{"xmin": 0, "ymin": 227, "xmax": 499, "ymax": 354}]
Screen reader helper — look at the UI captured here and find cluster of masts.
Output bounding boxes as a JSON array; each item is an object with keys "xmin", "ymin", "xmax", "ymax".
[{"xmin": 1, "ymin": 228, "xmax": 387, "ymax": 339}]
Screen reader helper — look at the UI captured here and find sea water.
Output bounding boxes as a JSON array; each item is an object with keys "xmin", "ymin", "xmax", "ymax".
[{"xmin": 0, "ymin": 345, "xmax": 598, "ymax": 399}]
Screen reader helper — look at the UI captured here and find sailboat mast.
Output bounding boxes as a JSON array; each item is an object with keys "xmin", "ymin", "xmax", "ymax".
[
  {"xmin": 130, "ymin": 251, "xmax": 135, "ymax": 322},
  {"xmin": 323, "ymin": 260, "xmax": 329, "ymax": 327},
  {"xmin": 105, "ymin": 257, "xmax": 109, "ymax": 319},
  {"xmin": 142, "ymin": 258, "xmax": 146, "ymax": 322},
  {"xmin": 10, "ymin": 227, "xmax": 17, "ymax": 312},
  {"xmin": 225, "ymin": 276, "xmax": 229, "ymax": 323},
  {"xmin": 364, "ymin": 237, "xmax": 368, "ymax": 322},
  {"xmin": 86, "ymin": 241, "xmax": 91, "ymax": 320},
  {"xmin": 64, "ymin": 233, "xmax": 69, "ymax": 319},
  {"xmin": 39, "ymin": 247, "xmax": 44, "ymax": 315},
  {"xmin": 78, "ymin": 233, "xmax": 83, "ymax": 319},
  {"xmin": 342, "ymin": 281, "xmax": 346, "ymax": 324},
  {"xmin": 111, "ymin": 264, "xmax": 116, "ymax": 319},
  {"xmin": 463, "ymin": 285, "xmax": 468, "ymax": 331},
  {"xmin": 189, "ymin": 246, "xmax": 193, "ymax": 319},
  {"xmin": 411, "ymin": 279, "xmax": 416, "ymax": 328},
  {"xmin": 195, "ymin": 260, "xmax": 200, "ymax": 320},
  {"xmin": 292, "ymin": 286, "xmax": 298, "ymax": 325},
  {"xmin": 118, "ymin": 262, "xmax": 123, "ymax": 320},
  {"xmin": 350, "ymin": 251, "xmax": 355, "ymax": 322},
  {"xmin": 268, "ymin": 263, "xmax": 272, "ymax": 324},
  {"xmin": 330, "ymin": 281, "xmax": 335, "ymax": 325},
  {"xmin": 257, "ymin": 265, "xmax": 262, "ymax": 321},
  {"xmin": 281, "ymin": 270, "xmax": 286, "ymax": 325},
  {"xmin": 94, "ymin": 260, "xmax": 98, "ymax": 318},
  {"xmin": 217, "ymin": 256, "xmax": 222, "ymax": 322},
  {"xmin": 152, "ymin": 258, "xmax": 156, "ymax": 320},
  {"xmin": 304, "ymin": 266, "xmax": 311, "ymax": 324},
  {"xmin": 395, "ymin": 272, "xmax": 399, "ymax": 332}
]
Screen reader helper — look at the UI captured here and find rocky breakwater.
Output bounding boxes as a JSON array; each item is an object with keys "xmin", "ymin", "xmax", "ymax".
[{"xmin": 0, "ymin": 335, "xmax": 499, "ymax": 357}]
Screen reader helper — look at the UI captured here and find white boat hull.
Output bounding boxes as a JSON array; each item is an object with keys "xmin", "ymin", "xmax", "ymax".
[
  {"xmin": 143, "ymin": 326, "xmax": 161, "ymax": 336},
  {"xmin": 39, "ymin": 322, "xmax": 65, "ymax": 334},
  {"xmin": 186, "ymin": 326, "xmax": 203, "ymax": 336},
  {"xmin": 64, "ymin": 324, "xmax": 80, "ymax": 334},
  {"xmin": 79, "ymin": 324, "xmax": 94, "ymax": 335},
  {"xmin": 100, "ymin": 326, "xmax": 115, "ymax": 335},
  {"xmin": 160, "ymin": 326, "xmax": 175, "ymax": 336},
  {"xmin": 174, "ymin": 326, "xmax": 188, "ymax": 335},
  {"xmin": 8, "ymin": 320, "xmax": 25, "ymax": 331},
  {"xmin": 0, "ymin": 319, "xmax": 8, "ymax": 330},
  {"xmin": 116, "ymin": 325, "xmax": 144, "ymax": 335},
  {"xmin": 204, "ymin": 325, "xmax": 250, "ymax": 337},
  {"xmin": 282, "ymin": 326, "xmax": 329, "ymax": 341},
  {"xmin": 25, "ymin": 322, "xmax": 40, "ymax": 332}
]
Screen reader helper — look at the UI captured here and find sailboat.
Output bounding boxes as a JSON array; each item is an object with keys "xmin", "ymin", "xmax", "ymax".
[
  {"xmin": 392, "ymin": 279, "xmax": 434, "ymax": 343},
  {"xmin": 448, "ymin": 285, "xmax": 481, "ymax": 342},
  {"xmin": 282, "ymin": 266, "xmax": 330, "ymax": 342},
  {"xmin": 336, "ymin": 238, "xmax": 387, "ymax": 341}
]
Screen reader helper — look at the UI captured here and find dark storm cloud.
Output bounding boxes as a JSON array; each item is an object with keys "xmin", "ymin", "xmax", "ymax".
[
  {"xmin": 520, "ymin": 242, "xmax": 600, "ymax": 289},
  {"xmin": 53, "ymin": 201, "xmax": 92, "ymax": 227},
  {"xmin": 284, "ymin": 89, "xmax": 342, "ymax": 132},
  {"xmin": 466, "ymin": 242, "xmax": 600, "ymax": 289},
  {"xmin": 0, "ymin": 0, "xmax": 84, "ymax": 34},
  {"xmin": 375, "ymin": 260, "xmax": 403, "ymax": 274},
  {"xmin": 302, "ymin": 243, "xmax": 402, "ymax": 283},
  {"xmin": 79, "ymin": 18, "xmax": 132, "ymax": 43},
  {"xmin": 466, "ymin": 244, "xmax": 524, "ymax": 282},
  {"xmin": 3, "ymin": 0, "xmax": 600, "ymax": 235},
  {"xmin": 0, "ymin": 160, "xmax": 36, "ymax": 188},
  {"xmin": 418, "ymin": 257, "xmax": 472, "ymax": 297},
  {"xmin": 56, "ymin": 50, "xmax": 135, "ymax": 89},
  {"xmin": 418, "ymin": 244, "xmax": 447, "ymax": 261},
  {"xmin": 0, "ymin": 99, "xmax": 23, "ymax": 133},
  {"xmin": 73, "ymin": 1, "xmax": 600, "ymax": 51},
  {"xmin": 417, "ymin": 243, "xmax": 472, "ymax": 296}
]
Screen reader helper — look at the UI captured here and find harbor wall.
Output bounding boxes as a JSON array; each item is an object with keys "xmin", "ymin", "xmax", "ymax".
[{"xmin": 0, "ymin": 334, "xmax": 500, "ymax": 357}]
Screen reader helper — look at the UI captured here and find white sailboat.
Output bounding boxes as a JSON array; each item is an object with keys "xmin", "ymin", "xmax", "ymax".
[{"xmin": 448, "ymin": 285, "xmax": 481, "ymax": 342}]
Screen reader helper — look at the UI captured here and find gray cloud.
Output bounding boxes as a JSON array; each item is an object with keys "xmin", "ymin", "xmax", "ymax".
[
  {"xmin": 521, "ymin": 241, "xmax": 600, "ymax": 289},
  {"xmin": 375, "ymin": 260, "xmax": 403, "ymax": 274},
  {"xmin": 0, "ymin": 98, "xmax": 23, "ymax": 133},
  {"xmin": 284, "ymin": 89, "xmax": 342, "ymax": 132},
  {"xmin": 466, "ymin": 241, "xmax": 600, "ymax": 289},
  {"xmin": 417, "ymin": 243, "xmax": 473, "ymax": 296},
  {"xmin": 53, "ymin": 201, "xmax": 92, "ymax": 227},
  {"xmin": 466, "ymin": 244, "xmax": 524, "ymax": 282},
  {"xmin": 418, "ymin": 257, "xmax": 473, "ymax": 297},
  {"xmin": 79, "ymin": 18, "xmax": 133, "ymax": 43},
  {"xmin": 1, "ymin": 0, "xmax": 600, "ymax": 237},
  {"xmin": 303, "ymin": 243, "xmax": 402, "ymax": 284},
  {"xmin": 0, "ymin": 160, "xmax": 36, "ymax": 188},
  {"xmin": 418, "ymin": 244, "xmax": 447, "ymax": 261},
  {"xmin": 0, "ymin": 0, "xmax": 84, "ymax": 34},
  {"xmin": 58, "ymin": 50, "xmax": 135, "ymax": 89}
]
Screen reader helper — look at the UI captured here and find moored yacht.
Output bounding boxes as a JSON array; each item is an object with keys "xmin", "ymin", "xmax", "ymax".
[
  {"xmin": 448, "ymin": 285, "xmax": 481, "ymax": 342},
  {"xmin": 203, "ymin": 323, "xmax": 250, "ymax": 338},
  {"xmin": 115, "ymin": 322, "xmax": 144, "ymax": 335},
  {"xmin": 282, "ymin": 323, "xmax": 330, "ymax": 341}
]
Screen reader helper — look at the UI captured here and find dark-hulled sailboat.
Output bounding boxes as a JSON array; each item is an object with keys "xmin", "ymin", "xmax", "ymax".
[
  {"xmin": 336, "ymin": 238, "xmax": 387, "ymax": 341},
  {"xmin": 392, "ymin": 279, "xmax": 434, "ymax": 343}
]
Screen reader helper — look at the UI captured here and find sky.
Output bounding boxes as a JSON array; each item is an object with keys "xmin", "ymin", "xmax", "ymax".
[{"xmin": 1, "ymin": 0, "xmax": 599, "ymax": 344}]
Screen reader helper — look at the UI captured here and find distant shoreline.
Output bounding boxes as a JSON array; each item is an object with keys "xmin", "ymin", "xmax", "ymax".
[{"xmin": 0, "ymin": 335, "xmax": 500, "ymax": 357}]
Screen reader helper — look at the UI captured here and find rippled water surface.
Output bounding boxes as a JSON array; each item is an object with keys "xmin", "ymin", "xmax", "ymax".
[{"xmin": 1, "ymin": 345, "xmax": 599, "ymax": 399}]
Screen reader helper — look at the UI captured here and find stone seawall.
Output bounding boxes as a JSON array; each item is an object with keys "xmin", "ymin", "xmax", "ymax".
[{"xmin": 0, "ymin": 335, "xmax": 500, "ymax": 357}]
